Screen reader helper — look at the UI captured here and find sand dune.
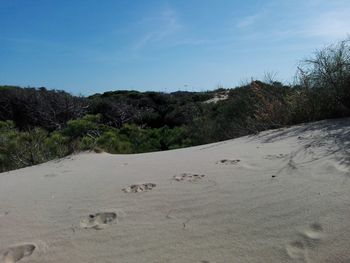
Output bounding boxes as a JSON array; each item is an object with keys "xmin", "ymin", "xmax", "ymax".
[{"xmin": 1, "ymin": 118, "xmax": 349, "ymax": 262}]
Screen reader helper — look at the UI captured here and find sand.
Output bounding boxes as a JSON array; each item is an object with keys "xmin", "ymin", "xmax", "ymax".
[{"xmin": 0, "ymin": 118, "xmax": 349, "ymax": 262}]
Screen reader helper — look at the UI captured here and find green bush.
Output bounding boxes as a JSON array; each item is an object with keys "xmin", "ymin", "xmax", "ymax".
[
  {"xmin": 63, "ymin": 114, "xmax": 102, "ymax": 138},
  {"xmin": 79, "ymin": 136, "xmax": 96, "ymax": 151},
  {"xmin": 0, "ymin": 124, "xmax": 50, "ymax": 171},
  {"xmin": 96, "ymin": 131, "xmax": 133, "ymax": 153},
  {"xmin": 45, "ymin": 132, "xmax": 71, "ymax": 158},
  {"xmin": 119, "ymin": 124, "xmax": 160, "ymax": 152}
]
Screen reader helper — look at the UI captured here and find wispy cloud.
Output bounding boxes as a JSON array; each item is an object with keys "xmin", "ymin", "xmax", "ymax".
[
  {"xmin": 236, "ymin": 13, "xmax": 263, "ymax": 29},
  {"xmin": 305, "ymin": 9, "xmax": 350, "ymax": 39},
  {"xmin": 133, "ymin": 8, "xmax": 182, "ymax": 50},
  {"xmin": 233, "ymin": 1, "xmax": 350, "ymax": 44}
]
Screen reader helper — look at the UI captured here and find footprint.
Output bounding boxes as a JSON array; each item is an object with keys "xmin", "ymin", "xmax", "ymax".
[
  {"xmin": 80, "ymin": 212, "xmax": 117, "ymax": 230},
  {"xmin": 286, "ymin": 223, "xmax": 325, "ymax": 260},
  {"xmin": 0, "ymin": 211, "xmax": 9, "ymax": 218},
  {"xmin": 216, "ymin": 159, "xmax": 240, "ymax": 165},
  {"xmin": 264, "ymin": 154, "xmax": 288, "ymax": 160},
  {"xmin": 44, "ymin": 173, "xmax": 57, "ymax": 178},
  {"xmin": 166, "ymin": 209, "xmax": 191, "ymax": 229},
  {"xmin": 173, "ymin": 173, "xmax": 205, "ymax": 182},
  {"xmin": 286, "ymin": 240, "xmax": 306, "ymax": 260},
  {"xmin": 2, "ymin": 244, "xmax": 36, "ymax": 263},
  {"xmin": 122, "ymin": 183, "xmax": 156, "ymax": 193},
  {"xmin": 301, "ymin": 223, "xmax": 324, "ymax": 244}
]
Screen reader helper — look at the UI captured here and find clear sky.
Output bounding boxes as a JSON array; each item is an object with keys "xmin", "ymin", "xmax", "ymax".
[{"xmin": 1, "ymin": 0, "xmax": 349, "ymax": 95}]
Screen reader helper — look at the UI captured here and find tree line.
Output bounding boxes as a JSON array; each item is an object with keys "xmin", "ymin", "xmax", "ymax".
[{"xmin": 1, "ymin": 38, "xmax": 349, "ymax": 172}]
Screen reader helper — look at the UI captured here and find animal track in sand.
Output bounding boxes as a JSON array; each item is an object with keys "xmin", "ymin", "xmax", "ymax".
[
  {"xmin": 173, "ymin": 173, "xmax": 206, "ymax": 182},
  {"xmin": 2, "ymin": 244, "xmax": 36, "ymax": 263},
  {"xmin": 122, "ymin": 183, "xmax": 156, "ymax": 193},
  {"xmin": 216, "ymin": 159, "xmax": 240, "ymax": 165},
  {"xmin": 80, "ymin": 212, "xmax": 117, "ymax": 230},
  {"xmin": 286, "ymin": 222, "xmax": 325, "ymax": 260}
]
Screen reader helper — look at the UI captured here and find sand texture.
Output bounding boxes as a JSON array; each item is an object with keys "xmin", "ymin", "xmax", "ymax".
[{"xmin": 1, "ymin": 118, "xmax": 350, "ymax": 262}]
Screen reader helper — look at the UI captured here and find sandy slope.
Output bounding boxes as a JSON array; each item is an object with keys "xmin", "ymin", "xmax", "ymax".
[{"xmin": 0, "ymin": 118, "xmax": 350, "ymax": 263}]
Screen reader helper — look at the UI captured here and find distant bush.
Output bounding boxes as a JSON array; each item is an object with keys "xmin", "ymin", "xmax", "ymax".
[{"xmin": 0, "ymin": 87, "xmax": 87, "ymax": 131}]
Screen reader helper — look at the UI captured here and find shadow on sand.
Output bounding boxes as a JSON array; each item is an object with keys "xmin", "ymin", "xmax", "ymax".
[{"xmin": 250, "ymin": 118, "xmax": 350, "ymax": 171}]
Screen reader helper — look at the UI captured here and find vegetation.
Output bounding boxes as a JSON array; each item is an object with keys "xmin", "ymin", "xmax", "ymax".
[{"xmin": 1, "ymin": 38, "xmax": 349, "ymax": 172}]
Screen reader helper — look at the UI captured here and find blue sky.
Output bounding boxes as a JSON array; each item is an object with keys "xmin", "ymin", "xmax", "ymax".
[{"xmin": 1, "ymin": 0, "xmax": 350, "ymax": 95}]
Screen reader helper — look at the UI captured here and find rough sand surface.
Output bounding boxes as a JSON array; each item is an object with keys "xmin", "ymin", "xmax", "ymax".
[{"xmin": 1, "ymin": 118, "xmax": 350, "ymax": 262}]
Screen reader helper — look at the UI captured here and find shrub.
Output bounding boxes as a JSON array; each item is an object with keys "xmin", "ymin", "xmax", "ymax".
[
  {"xmin": 96, "ymin": 131, "xmax": 133, "ymax": 153},
  {"xmin": 297, "ymin": 38, "xmax": 350, "ymax": 118},
  {"xmin": 45, "ymin": 132, "xmax": 71, "ymax": 158},
  {"xmin": 0, "ymin": 125, "xmax": 49, "ymax": 171},
  {"xmin": 63, "ymin": 114, "xmax": 102, "ymax": 138}
]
